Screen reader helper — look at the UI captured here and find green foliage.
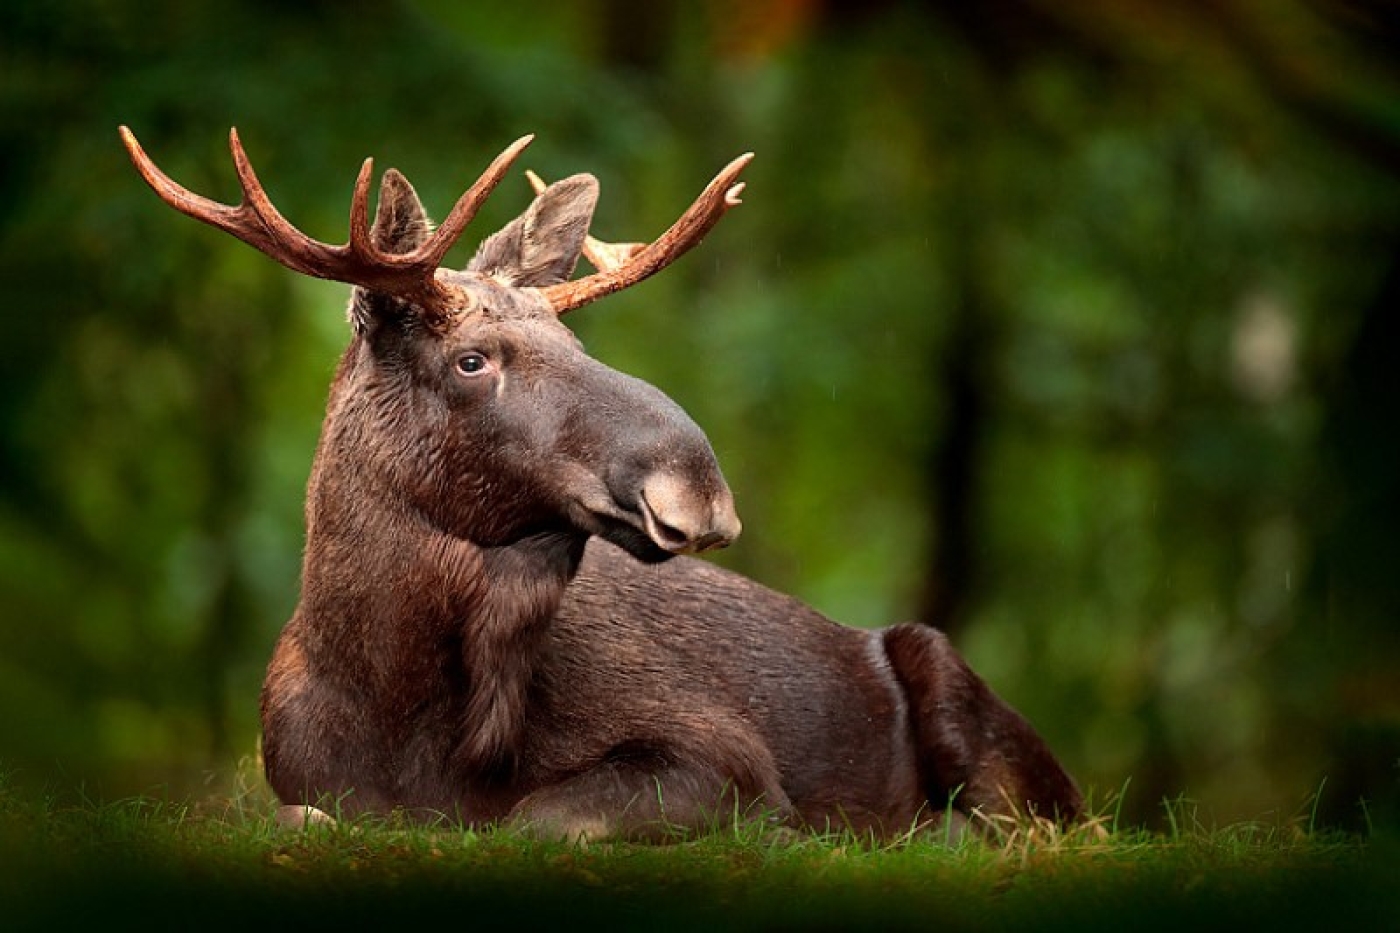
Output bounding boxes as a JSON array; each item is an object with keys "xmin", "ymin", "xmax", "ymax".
[
  {"xmin": 2, "ymin": 0, "xmax": 1399, "ymax": 829},
  {"xmin": 0, "ymin": 775, "xmax": 1396, "ymax": 932}
]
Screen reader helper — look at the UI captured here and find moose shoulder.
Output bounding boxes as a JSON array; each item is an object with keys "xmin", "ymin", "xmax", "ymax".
[{"xmin": 121, "ymin": 128, "xmax": 1082, "ymax": 841}]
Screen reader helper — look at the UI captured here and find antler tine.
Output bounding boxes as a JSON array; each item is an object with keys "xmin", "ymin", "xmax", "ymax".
[
  {"xmin": 120, "ymin": 125, "xmax": 282, "ymax": 261},
  {"xmin": 225, "ymin": 127, "xmax": 369, "ymax": 282},
  {"xmin": 538, "ymin": 152, "xmax": 754, "ymax": 316},
  {"xmin": 347, "ymin": 155, "xmax": 377, "ymax": 260},
  {"xmin": 420, "ymin": 135, "xmax": 535, "ymax": 270}
]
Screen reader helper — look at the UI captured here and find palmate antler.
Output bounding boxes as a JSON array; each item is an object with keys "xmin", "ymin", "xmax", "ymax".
[{"xmin": 120, "ymin": 127, "xmax": 752, "ymax": 320}]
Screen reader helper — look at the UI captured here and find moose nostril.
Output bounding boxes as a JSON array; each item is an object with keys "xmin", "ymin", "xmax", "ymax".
[
  {"xmin": 692, "ymin": 531, "xmax": 730, "ymax": 553},
  {"xmin": 646, "ymin": 509, "xmax": 692, "ymax": 549}
]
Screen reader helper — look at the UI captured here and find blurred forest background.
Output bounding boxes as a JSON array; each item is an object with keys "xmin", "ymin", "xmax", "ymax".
[{"xmin": 2, "ymin": 0, "xmax": 1398, "ymax": 830}]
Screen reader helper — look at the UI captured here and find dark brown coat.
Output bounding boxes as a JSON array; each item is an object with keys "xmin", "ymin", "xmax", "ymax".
[{"xmin": 123, "ymin": 130, "xmax": 1081, "ymax": 841}]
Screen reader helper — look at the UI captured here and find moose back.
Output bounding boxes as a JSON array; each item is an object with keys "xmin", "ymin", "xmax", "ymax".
[{"xmin": 121, "ymin": 128, "xmax": 1082, "ymax": 840}]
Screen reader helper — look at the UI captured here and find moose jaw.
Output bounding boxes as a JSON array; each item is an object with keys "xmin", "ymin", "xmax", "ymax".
[{"xmin": 120, "ymin": 127, "xmax": 1083, "ymax": 842}]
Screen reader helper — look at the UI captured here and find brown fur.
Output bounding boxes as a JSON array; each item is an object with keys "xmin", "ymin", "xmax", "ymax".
[{"xmin": 211, "ymin": 151, "xmax": 1083, "ymax": 839}]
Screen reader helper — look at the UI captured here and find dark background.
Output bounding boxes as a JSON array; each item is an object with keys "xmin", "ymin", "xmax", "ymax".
[{"xmin": 2, "ymin": 0, "xmax": 1398, "ymax": 829}]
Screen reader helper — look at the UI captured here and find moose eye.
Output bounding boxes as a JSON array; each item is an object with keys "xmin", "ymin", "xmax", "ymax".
[{"xmin": 456, "ymin": 352, "xmax": 489, "ymax": 376}]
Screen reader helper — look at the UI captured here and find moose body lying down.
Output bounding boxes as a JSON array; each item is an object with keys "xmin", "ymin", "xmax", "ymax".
[{"xmin": 122, "ymin": 128, "xmax": 1082, "ymax": 841}]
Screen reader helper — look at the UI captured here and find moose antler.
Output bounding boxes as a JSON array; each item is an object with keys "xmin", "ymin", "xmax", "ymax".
[
  {"xmin": 528, "ymin": 153, "xmax": 753, "ymax": 316},
  {"xmin": 118, "ymin": 126, "xmax": 533, "ymax": 322}
]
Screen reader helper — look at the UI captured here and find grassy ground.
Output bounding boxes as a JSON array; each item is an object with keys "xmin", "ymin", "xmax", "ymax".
[{"xmin": 1, "ymin": 773, "xmax": 1396, "ymax": 932}]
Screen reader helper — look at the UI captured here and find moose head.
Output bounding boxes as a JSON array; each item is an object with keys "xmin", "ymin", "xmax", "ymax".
[{"xmin": 119, "ymin": 128, "xmax": 749, "ymax": 563}]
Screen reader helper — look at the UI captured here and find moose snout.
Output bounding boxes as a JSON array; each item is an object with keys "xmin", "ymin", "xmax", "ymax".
[
  {"xmin": 638, "ymin": 472, "xmax": 742, "ymax": 555},
  {"xmin": 584, "ymin": 363, "xmax": 741, "ymax": 558}
]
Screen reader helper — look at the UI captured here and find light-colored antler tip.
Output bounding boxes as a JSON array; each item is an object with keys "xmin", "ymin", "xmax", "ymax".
[
  {"xmin": 723, "ymin": 153, "xmax": 755, "ymax": 204},
  {"xmin": 524, "ymin": 169, "xmax": 547, "ymax": 196},
  {"xmin": 117, "ymin": 125, "xmax": 140, "ymax": 158}
]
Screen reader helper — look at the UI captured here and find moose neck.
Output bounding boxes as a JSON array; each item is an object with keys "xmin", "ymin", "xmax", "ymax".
[{"xmin": 298, "ymin": 343, "xmax": 587, "ymax": 774}]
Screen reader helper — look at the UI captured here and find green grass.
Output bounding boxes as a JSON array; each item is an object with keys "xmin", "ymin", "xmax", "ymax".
[{"xmin": 1, "ymin": 772, "xmax": 1396, "ymax": 932}]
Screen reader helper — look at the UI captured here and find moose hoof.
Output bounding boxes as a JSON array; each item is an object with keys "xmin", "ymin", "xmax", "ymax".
[{"xmin": 274, "ymin": 804, "xmax": 336, "ymax": 830}]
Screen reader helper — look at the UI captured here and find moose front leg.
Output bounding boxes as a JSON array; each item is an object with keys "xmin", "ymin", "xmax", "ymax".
[
  {"xmin": 882, "ymin": 624, "xmax": 1083, "ymax": 823},
  {"xmin": 510, "ymin": 754, "xmax": 793, "ymax": 843}
]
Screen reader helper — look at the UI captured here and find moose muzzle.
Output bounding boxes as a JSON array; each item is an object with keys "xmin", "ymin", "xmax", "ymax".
[{"xmin": 638, "ymin": 471, "xmax": 742, "ymax": 555}]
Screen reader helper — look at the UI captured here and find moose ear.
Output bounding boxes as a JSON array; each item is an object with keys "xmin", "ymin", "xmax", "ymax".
[
  {"xmin": 371, "ymin": 169, "xmax": 432, "ymax": 254},
  {"xmin": 349, "ymin": 169, "xmax": 432, "ymax": 332},
  {"xmin": 468, "ymin": 174, "xmax": 598, "ymax": 287}
]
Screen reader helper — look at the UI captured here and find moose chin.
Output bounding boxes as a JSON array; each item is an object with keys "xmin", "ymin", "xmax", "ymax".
[{"xmin": 121, "ymin": 126, "xmax": 1082, "ymax": 842}]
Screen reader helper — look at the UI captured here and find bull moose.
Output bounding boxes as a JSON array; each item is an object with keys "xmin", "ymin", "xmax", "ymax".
[{"xmin": 120, "ymin": 127, "xmax": 1082, "ymax": 841}]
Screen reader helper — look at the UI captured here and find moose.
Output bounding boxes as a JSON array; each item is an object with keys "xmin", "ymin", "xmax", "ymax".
[{"xmin": 120, "ymin": 127, "xmax": 1082, "ymax": 841}]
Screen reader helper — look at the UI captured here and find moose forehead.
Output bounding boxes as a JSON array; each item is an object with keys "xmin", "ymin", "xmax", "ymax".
[
  {"xmin": 435, "ymin": 269, "xmax": 557, "ymax": 324},
  {"xmin": 420, "ymin": 270, "xmax": 584, "ymax": 357},
  {"xmin": 431, "ymin": 267, "xmax": 574, "ymax": 329}
]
